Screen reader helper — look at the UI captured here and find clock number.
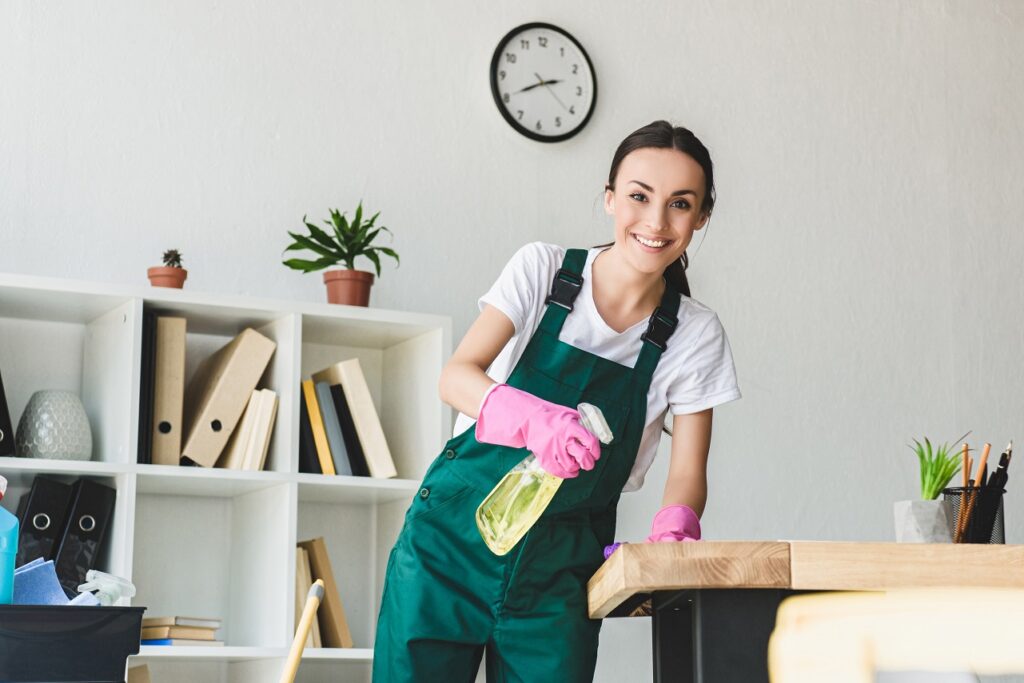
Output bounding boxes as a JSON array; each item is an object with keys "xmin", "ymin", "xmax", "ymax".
[
  {"xmin": 503, "ymin": 93, "xmax": 510, "ymax": 104},
  {"xmin": 536, "ymin": 120, "xmax": 542, "ymax": 131},
  {"xmin": 520, "ymin": 39, "xmax": 530, "ymax": 50},
  {"xmin": 576, "ymin": 86, "xmax": 583, "ymax": 96},
  {"xmin": 555, "ymin": 117, "xmax": 562, "ymax": 128},
  {"xmin": 539, "ymin": 36, "xmax": 548, "ymax": 47},
  {"xmin": 569, "ymin": 105, "xmax": 576, "ymax": 115},
  {"xmin": 572, "ymin": 64, "xmax": 578, "ymax": 74},
  {"xmin": 499, "ymin": 70, "xmax": 506, "ymax": 80},
  {"xmin": 505, "ymin": 52, "xmax": 517, "ymax": 63},
  {"xmin": 517, "ymin": 110, "xmax": 524, "ymax": 120},
  {"xmin": 559, "ymin": 47, "xmax": 565, "ymax": 57}
]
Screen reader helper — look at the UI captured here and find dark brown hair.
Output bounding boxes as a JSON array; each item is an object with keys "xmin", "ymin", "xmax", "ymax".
[{"xmin": 596, "ymin": 120, "xmax": 716, "ymax": 298}]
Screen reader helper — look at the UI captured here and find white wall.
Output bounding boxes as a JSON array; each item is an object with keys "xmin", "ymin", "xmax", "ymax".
[{"xmin": 3, "ymin": 1, "xmax": 1024, "ymax": 681}]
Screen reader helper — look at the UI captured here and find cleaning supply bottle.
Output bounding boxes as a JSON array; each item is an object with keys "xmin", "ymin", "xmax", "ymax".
[
  {"xmin": 475, "ymin": 403, "xmax": 613, "ymax": 556},
  {"xmin": 0, "ymin": 474, "xmax": 19, "ymax": 604}
]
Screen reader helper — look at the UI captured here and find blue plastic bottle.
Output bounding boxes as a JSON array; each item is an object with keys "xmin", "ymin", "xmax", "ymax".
[{"xmin": 0, "ymin": 474, "xmax": 18, "ymax": 604}]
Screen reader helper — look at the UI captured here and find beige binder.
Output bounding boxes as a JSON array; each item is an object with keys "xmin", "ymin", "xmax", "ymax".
[
  {"xmin": 298, "ymin": 536, "xmax": 353, "ymax": 648},
  {"xmin": 151, "ymin": 317, "xmax": 187, "ymax": 466},
  {"xmin": 311, "ymin": 359, "xmax": 397, "ymax": 478},
  {"xmin": 243, "ymin": 388, "xmax": 278, "ymax": 471},
  {"xmin": 295, "ymin": 546, "xmax": 322, "ymax": 648},
  {"xmin": 181, "ymin": 328, "xmax": 276, "ymax": 467}
]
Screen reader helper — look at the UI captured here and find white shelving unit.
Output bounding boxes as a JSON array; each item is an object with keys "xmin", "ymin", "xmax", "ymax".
[{"xmin": 0, "ymin": 273, "xmax": 453, "ymax": 683}]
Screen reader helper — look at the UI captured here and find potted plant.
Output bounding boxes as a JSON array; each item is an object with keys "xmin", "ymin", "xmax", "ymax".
[
  {"xmin": 147, "ymin": 249, "xmax": 187, "ymax": 289},
  {"xmin": 282, "ymin": 201, "xmax": 399, "ymax": 306},
  {"xmin": 894, "ymin": 435, "xmax": 966, "ymax": 543}
]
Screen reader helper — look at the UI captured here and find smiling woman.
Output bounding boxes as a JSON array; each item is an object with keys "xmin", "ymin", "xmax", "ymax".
[{"xmin": 372, "ymin": 120, "xmax": 739, "ymax": 683}]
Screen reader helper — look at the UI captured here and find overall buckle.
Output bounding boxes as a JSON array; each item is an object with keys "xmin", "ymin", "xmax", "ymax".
[
  {"xmin": 544, "ymin": 268, "xmax": 583, "ymax": 312},
  {"xmin": 640, "ymin": 308, "xmax": 678, "ymax": 351}
]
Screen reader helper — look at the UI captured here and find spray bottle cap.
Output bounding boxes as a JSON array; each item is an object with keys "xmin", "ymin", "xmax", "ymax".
[
  {"xmin": 77, "ymin": 569, "xmax": 137, "ymax": 606},
  {"xmin": 577, "ymin": 403, "xmax": 614, "ymax": 445}
]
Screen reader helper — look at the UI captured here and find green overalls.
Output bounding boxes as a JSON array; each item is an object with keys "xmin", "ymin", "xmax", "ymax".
[{"xmin": 373, "ymin": 248, "xmax": 681, "ymax": 682}]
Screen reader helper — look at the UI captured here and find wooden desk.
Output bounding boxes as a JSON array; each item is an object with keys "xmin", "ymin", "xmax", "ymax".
[{"xmin": 588, "ymin": 541, "xmax": 1024, "ymax": 682}]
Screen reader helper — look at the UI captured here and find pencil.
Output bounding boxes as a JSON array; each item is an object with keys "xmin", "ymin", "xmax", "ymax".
[
  {"xmin": 977, "ymin": 443, "xmax": 991, "ymax": 488},
  {"xmin": 962, "ymin": 443, "xmax": 969, "ymax": 488}
]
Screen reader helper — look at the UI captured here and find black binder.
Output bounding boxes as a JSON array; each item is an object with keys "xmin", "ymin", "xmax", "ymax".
[
  {"xmin": 52, "ymin": 478, "xmax": 116, "ymax": 596},
  {"xmin": 0, "ymin": 367, "xmax": 13, "ymax": 458},
  {"xmin": 297, "ymin": 389, "xmax": 322, "ymax": 474},
  {"xmin": 137, "ymin": 309, "xmax": 157, "ymax": 464},
  {"xmin": 331, "ymin": 383, "xmax": 370, "ymax": 477},
  {"xmin": 15, "ymin": 476, "xmax": 74, "ymax": 567}
]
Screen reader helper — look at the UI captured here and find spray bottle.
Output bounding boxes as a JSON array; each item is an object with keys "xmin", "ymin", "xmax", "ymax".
[
  {"xmin": 475, "ymin": 403, "xmax": 613, "ymax": 555},
  {"xmin": 0, "ymin": 475, "xmax": 18, "ymax": 604}
]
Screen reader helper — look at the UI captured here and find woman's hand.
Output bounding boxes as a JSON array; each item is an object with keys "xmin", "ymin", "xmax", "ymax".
[{"xmin": 475, "ymin": 383, "xmax": 600, "ymax": 478}]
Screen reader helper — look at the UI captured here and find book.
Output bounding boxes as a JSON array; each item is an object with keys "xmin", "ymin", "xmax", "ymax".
[
  {"xmin": 329, "ymin": 384, "xmax": 370, "ymax": 477},
  {"xmin": 0, "ymin": 366, "xmax": 14, "ymax": 457},
  {"xmin": 295, "ymin": 546, "xmax": 322, "ymax": 648},
  {"xmin": 298, "ymin": 536, "xmax": 353, "ymax": 648},
  {"xmin": 141, "ymin": 638, "xmax": 224, "ymax": 647},
  {"xmin": 136, "ymin": 309, "xmax": 157, "ymax": 464},
  {"xmin": 181, "ymin": 328, "xmax": 276, "ymax": 467},
  {"xmin": 216, "ymin": 389, "xmax": 260, "ymax": 470},
  {"xmin": 143, "ymin": 616, "xmax": 222, "ymax": 629},
  {"xmin": 297, "ymin": 392, "xmax": 322, "ymax": 475},
  {"xmin": 301, "ymin": 379, "xmax": 335, "ymax": 475},
  {"xmin": 314, "ymin": 381, "xmax": 353, "ymax": 476},
  {"xmin": 151, "ymin": 316, "xmax": 187, "ymax": 466},
  {"xmin": 243, "ymin": 388, "xmax": 278, "ymax": 471},
  {"xmin": 312, "ymin": 359, "xmax": 397, "ymax": 478},
  {"xmin": 141, "ymin": 625, "xmax": 216, "ymax": 640}
]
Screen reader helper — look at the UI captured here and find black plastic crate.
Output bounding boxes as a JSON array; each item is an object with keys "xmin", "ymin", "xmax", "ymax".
[{"xmin": 0, "ymin": 605, "xmax": 144, "ymax": 682}]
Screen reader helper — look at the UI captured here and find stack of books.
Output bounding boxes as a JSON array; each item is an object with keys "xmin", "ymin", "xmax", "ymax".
[
  {"xmin": 140, "ymin": 616, "xmax": 224, "ymax": 646},
  {"xmin": 299, "ymin": 358, "xmax": 397, "ymax": 478}
]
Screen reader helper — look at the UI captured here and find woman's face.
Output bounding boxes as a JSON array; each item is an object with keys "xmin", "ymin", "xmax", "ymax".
[{"xmin": 604, "ymin": 147, "xmax": 709, "ymax": 277}]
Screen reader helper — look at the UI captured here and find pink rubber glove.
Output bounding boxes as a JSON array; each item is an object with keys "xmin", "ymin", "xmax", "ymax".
[
  {"xmin": 604, "ymin": 505, "xmax": 702, "ymax": 560},
  {"xmin": 646, "ymin": 504, "xmax": 702, "ymax": 542},
  {"xmin": 475, "ymin": 383, "xmax": 600, "ymax": 479}
]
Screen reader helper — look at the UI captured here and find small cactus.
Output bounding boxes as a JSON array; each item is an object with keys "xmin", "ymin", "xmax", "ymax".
[{"xmin": 162, "ymin": 249, "xmax": 183, "ymax": 269}]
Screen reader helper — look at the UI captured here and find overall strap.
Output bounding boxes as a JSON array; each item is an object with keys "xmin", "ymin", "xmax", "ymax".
[
  {"xmin": 537, "ymin": 248, "xmax": 587, "ymax": 337},
  {"xmin": 634, "ymin": 278, "xmax": 681, "ymax": 381}
]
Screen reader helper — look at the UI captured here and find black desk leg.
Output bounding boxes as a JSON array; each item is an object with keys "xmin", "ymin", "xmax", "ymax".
[{"xmin": 652, "ymin": 589, "xmax": 796, "ymax": 683}]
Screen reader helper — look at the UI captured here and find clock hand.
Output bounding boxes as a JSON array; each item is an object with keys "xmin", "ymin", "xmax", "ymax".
[
  {"xmin": 534, "ymin": 72, "xmax": 569, "ymax": 113},
  {"xmin": 515, "ymin": 78, "xmax": 564, "ymax": 94}
]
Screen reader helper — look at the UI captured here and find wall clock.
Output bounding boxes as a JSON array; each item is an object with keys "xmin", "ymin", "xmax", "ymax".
[{"xmin": 489, "ymin": 22, "xmax": 597, "ymax": 142}]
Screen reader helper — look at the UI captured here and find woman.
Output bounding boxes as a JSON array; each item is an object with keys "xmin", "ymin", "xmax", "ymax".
[{"xmin": 373, "ymin": 120, "xmax": 741, "ymax": 682}]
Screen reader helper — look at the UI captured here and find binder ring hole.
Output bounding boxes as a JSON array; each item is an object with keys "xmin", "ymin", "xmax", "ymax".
[
  {"xmin": 79, "ymin": 515, "xmax": 96, "ymax": 532},
  {"xmin": 211, "ymin": 420, "xmax": 222, "ymax": 432},
  {"xmin": 32, "ymin": 513, "xmax": 51, "ymax": 531},
  {"xmin": 0, "ymin": 428, "xmax": 4, "ymax": 441},
  {"xmin": 158, "ymin": 421, "xmax": 172, "ymax": 434}
]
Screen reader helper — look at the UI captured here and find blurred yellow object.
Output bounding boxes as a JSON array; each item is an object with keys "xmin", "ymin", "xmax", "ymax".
[{"xmin": 768, "ymin": 588, "xmax": 1024, "ymax": 682}]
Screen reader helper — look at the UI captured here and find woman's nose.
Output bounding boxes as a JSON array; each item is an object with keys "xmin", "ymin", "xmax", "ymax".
[{"xmin": 645, "ymin": 204, "xmax": 669, "ymax": 231}]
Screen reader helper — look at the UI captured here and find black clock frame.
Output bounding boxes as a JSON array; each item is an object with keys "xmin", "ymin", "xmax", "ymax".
[{"xmin": 489, "ymin": 22, "xmax": 598, "ymax": 143}]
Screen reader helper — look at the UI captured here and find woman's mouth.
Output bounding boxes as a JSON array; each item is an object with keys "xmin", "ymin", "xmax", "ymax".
[{"xmin": 632, "ymin": 233, "xmax": 672, "ymax": 253}]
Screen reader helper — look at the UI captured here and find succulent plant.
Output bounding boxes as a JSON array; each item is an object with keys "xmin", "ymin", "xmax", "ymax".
[{"xmin": 162, "ymin": 249, "xmax": 183, "ymax": 269}]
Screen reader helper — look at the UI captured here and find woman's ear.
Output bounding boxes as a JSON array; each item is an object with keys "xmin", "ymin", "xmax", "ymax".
[
  {"xmin": 603, "ymin": 187, "xmax": 615, "ymax": 215},
  {"xmin": 695, "ymin": 211, "xmax": 710, "ymax": 231}
]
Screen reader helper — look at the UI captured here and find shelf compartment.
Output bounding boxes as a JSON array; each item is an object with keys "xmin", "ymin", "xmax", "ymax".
[
  {"xmin": 0, "ymin": 298, "xmax": 139, "ymax": 465},
  {"xmin": 132, "ymin": 483, "xmax": 294, "ymax": 648}
]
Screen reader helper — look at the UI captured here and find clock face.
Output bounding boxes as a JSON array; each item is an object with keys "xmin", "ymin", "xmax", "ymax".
[{"xmin": 489, "ymin": 22, "xmax": 597, "ymax": 142}]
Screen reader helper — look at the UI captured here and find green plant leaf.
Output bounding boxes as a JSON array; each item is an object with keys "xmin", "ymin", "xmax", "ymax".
[
  {"xmin": 364, "ymin": 249, "xmax": 381, "ymax": 277},
  {"xmin": 375, "ymin": 246, "xmax": 400, "ymax": 266},
  {"xmin": 286, "ymin": 231, "xmax": 339, "ymax": 259},
  {"xmin": 303, "ymin": 217, "xmax": 341, "ymax": 251},
  {"xmin": 353, "ymin": 201, "xmax": 363, "ymax": 231},
  {"xmin": 282, "ymin": 257, "xmax": 334, "ymax": 273}
]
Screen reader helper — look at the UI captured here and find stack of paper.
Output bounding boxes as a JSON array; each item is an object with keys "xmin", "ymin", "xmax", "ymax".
[{"xmin": 141, "ymin": 616, "xmax": 224, "ymax": 646}]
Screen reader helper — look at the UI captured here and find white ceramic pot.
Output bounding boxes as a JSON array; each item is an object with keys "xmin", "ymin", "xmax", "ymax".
[{"xmin": 894, "ymin": 499, "xmax": 953, "ymax": 543}]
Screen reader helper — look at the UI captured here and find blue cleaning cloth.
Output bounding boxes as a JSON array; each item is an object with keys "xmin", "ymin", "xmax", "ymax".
[{"xmin": 13, "ymin": 559, "xmax": 71, "ymax": 605}]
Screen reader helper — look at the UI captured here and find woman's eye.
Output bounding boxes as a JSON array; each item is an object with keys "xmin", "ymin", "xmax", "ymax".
[
  {"xmin": 671, "ymin": 200, "xmax": 691, "ymax": 210},
  {"xmin": 628, "ymin": 192, "xmax": 647, "ymax": 202}
]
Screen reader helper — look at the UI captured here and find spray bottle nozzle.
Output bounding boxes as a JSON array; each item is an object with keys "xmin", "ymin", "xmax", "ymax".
[{"xmin": 77, "ymin": 569, "xmax": 136, "ymax": 606}]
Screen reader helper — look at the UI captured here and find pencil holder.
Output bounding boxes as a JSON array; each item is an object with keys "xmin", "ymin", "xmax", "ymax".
[{"xmin": 942, "ymin": 486, "xmax": 1006, "ymax": 544}]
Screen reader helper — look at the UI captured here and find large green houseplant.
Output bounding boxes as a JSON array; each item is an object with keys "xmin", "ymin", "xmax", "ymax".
[{"xmin": 282, "ymin": 202, "xmax": 399, "ymax": 306}]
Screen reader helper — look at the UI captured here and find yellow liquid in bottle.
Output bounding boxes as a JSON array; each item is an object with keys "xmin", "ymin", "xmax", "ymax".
[{"xmin": 475, "ymin": 461, "xmax": 563, "ymax": 556}]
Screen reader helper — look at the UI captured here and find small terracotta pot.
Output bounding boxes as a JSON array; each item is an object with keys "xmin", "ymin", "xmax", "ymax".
[
  {"xmin": 324, "ymin": 269, "xmax": 374, "ymax": 306},
  {"xmin": 147, "ymin": 266, "xmax": 187, "ymax": 289}
]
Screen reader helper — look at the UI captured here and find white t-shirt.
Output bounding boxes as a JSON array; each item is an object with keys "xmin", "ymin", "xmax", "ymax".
[{"xmin": 453, "ymin": 242, "xmax": 741, "ymax": 492}]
